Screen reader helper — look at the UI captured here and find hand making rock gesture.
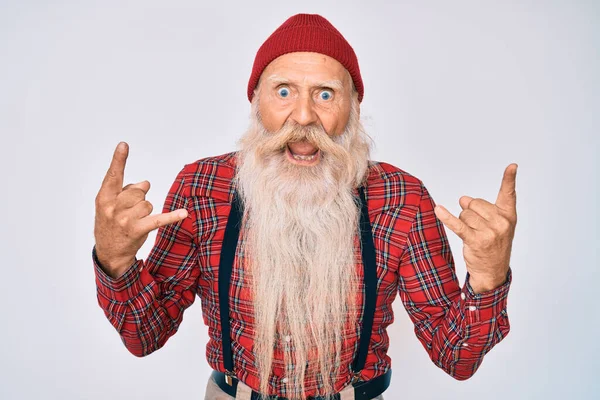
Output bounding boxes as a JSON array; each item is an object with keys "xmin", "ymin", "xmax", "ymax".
[
  {"xmin": 93, "ymin": 142, "xmax": 189, "ymax": 278},
  {"xmin": 434, "ymin": 164, "xmax": 518, "ymax": 294}
]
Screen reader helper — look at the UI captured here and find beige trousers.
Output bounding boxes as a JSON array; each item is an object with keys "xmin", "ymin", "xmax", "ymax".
[{"xmin": 203, "ymin": 374, "xmax": 384, "ymax": 400}]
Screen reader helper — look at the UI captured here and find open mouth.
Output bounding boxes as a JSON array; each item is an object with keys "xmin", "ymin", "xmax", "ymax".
[{"xmin": 285, "ymin": 143, "xmax": 321, "ymax": 165}]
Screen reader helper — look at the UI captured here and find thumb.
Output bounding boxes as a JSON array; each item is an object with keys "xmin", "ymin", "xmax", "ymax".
[
  {"xmin": 137, "ymin": 208, "xmax": 189, "ymax": 234},
  {"xmin": 434, "ymin": 204, "xmax": 450, "ymax": 224},
  {"xmin": 434, "ymin": 204, "xmax": 472, "ymax": 243}
]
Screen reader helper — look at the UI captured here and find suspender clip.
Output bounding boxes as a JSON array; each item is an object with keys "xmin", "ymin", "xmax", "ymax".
[
  {"xmin": 351, "ymin": 370, "xmax": 362, "ymax": 384},
  {"xmin": 225, "ymin": 369, "xmax": 235, "ymax": 386}
]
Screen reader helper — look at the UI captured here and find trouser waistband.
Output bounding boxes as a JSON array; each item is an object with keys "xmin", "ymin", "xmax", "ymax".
[{"xmin": 210, "ymin": 369, "xmax": 391, "ymax": 400}]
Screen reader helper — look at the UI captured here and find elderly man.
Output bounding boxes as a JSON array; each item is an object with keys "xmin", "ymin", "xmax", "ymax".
[{"xmin": 92, "ymin": 13, "xmax": 516, "ymax": 400}]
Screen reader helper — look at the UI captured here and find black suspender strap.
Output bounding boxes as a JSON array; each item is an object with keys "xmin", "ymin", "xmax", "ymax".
[
  {"xmin": 350, "ymin": 185, "xmax": 377, "ymax": 381},
  {"xmin": 217, "ymin": 186, "xmax": 377, "ymax": 385},
  {"xmin": 218, "ymin": 191, "xmax": 243, "ymax": 383}
]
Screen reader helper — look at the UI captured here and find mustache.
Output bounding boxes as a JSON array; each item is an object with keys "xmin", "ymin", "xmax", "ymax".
[{"xmin": 256, "ymin": 120, "xmax": 350, "ymax": 161}]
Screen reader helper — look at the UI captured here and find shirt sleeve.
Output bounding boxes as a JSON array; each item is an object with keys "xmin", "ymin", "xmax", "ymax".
[
  {"xmin": 92, "ymin": 164, "xmax": 200, "ymax": 357},
  {"xmin": 397, "ymin": 182, "xmax": 512, "ymax": 380}
]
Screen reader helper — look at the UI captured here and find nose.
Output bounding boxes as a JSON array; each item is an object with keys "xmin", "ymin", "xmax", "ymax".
[{"xmin": 290, "ymin": 93, "xmax": 319, "ymax": 126}]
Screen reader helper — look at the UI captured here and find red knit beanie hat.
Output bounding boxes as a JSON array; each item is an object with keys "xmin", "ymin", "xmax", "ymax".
[{"xmin": 247, "ymin": 13, "xmax": 364, "ymax": 103}]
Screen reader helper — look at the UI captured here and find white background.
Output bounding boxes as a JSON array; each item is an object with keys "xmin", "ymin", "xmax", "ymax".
[{"xmin": 0, "ymin": 0, "xmax": 598, "ymax": 399}]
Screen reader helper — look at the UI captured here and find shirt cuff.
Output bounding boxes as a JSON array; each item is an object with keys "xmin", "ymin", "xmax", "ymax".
[
  {"xmin": 459, "ymin": 267, "xmax": 512, "ymax": 325},
  {"xmin": 92, "ymin": 245, "xmax": 154, "ymax": 303}
]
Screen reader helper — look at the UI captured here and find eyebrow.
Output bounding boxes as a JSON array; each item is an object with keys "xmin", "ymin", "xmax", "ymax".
[{"xmin": 266, "ymin": 75, "xmax": 345, "ymax": 91}]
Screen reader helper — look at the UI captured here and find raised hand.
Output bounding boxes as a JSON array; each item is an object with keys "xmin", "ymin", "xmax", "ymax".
[
  {"xmin": 433, "ymin": 164, "xmax": 518, "ymax": 294},
  {"xmin": 93, "ymin": 142, "xmax": 189, "ymax": 278}
]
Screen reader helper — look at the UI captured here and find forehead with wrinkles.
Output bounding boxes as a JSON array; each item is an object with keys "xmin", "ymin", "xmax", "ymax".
[{"xmin": 257, "ymin": 52, "xmax": 353, "ymax": 95}]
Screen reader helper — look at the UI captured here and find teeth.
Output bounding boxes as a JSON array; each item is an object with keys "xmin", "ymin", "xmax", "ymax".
[{"xmin": 292, "ymin": 153, "xmax": 316, "ymax": 161}]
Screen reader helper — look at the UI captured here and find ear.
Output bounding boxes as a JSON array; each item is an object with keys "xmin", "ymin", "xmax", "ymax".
[
  {"xmin": 253, "ymin": 83, "xmax": 261, "ymax": 99},
  {"xmin": 353, "ymin": 89, "xmax": 360, "ymax": 119}
]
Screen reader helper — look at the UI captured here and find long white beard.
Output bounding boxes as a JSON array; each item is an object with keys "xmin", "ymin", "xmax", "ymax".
[{"xmin": 234, "ymin": 94, "xmax": 372, "ymax": 399}]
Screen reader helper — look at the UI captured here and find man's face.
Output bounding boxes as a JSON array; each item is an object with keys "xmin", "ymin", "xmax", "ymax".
[{"xmin": 255, "ymin": 51, "xmax": 356, "ymax": 167}]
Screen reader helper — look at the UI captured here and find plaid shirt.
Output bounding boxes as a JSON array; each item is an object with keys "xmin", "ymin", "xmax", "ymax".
[{"xmin": 92, "ymin": 151, "xmax": 512, "ymax": 397}]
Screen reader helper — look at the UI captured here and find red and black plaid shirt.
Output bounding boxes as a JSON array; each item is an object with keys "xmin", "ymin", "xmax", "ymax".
[{"xmin": 92, "ymin": 151, "xmax": 512, "ymax": 397}]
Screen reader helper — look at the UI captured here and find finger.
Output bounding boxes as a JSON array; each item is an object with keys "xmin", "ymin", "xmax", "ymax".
[
  {"xmin": 136, "ymin": 209, "xmax": 189, "ymax": 235},
  {"xmin": 117, "ymin": 187, "xmax": 149, "ymax": 209},
  {"xmin": 458, "ymin": 195, "xmax": 474, "ymax": 210},
  {"xmin": 123, "ymin": 180, "xmax": 151, "ymax": 194},
  {"xmin": 434, "ymin": 204, "xmax": 475, "ymax": 243},
  {"xmin": 130, "ymin": 200, "xmax": 154, "ymax": 219},
  {"xmin": 99, "ymin": 142, "xmax": 129, "ymax": 199},
  {"xmin": 495, "ymin": 163, "xmax": 518, "ymax": 212},
  {"xmin": 459, "ymin": 208, "xmax": 488, "ymax": 230},
  {"xmin": 460, "ymin": 196, "xmax": 496, "ymax": 221}
]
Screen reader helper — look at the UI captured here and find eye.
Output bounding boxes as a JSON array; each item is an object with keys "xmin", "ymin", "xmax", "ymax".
[
  {"xmin": 319, "ymin": 89, "xmax": 333, "ymax": 101},
  {"xmin": 277, "ymin": 87, "xmax": 290, "ymax": 98}
]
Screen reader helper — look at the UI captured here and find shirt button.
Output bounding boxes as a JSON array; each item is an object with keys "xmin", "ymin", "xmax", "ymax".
[
  {"xmin": 468, "ymin": 305, "xmax": 477, "ymax": 311},
  {"xmin": 460, "ymin": 292, "xmax": 466, "ymax": 300},
  {"xmin": 462, "ymin": 342, "xmax": 469, "ymax": 347},
  {"xmin": 285, "ymin": 335, "xmax": 291, "ymax": 342},
  {"xmin": 282, "ymin": 378, "xmax": 288, "ymax": 383}
]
